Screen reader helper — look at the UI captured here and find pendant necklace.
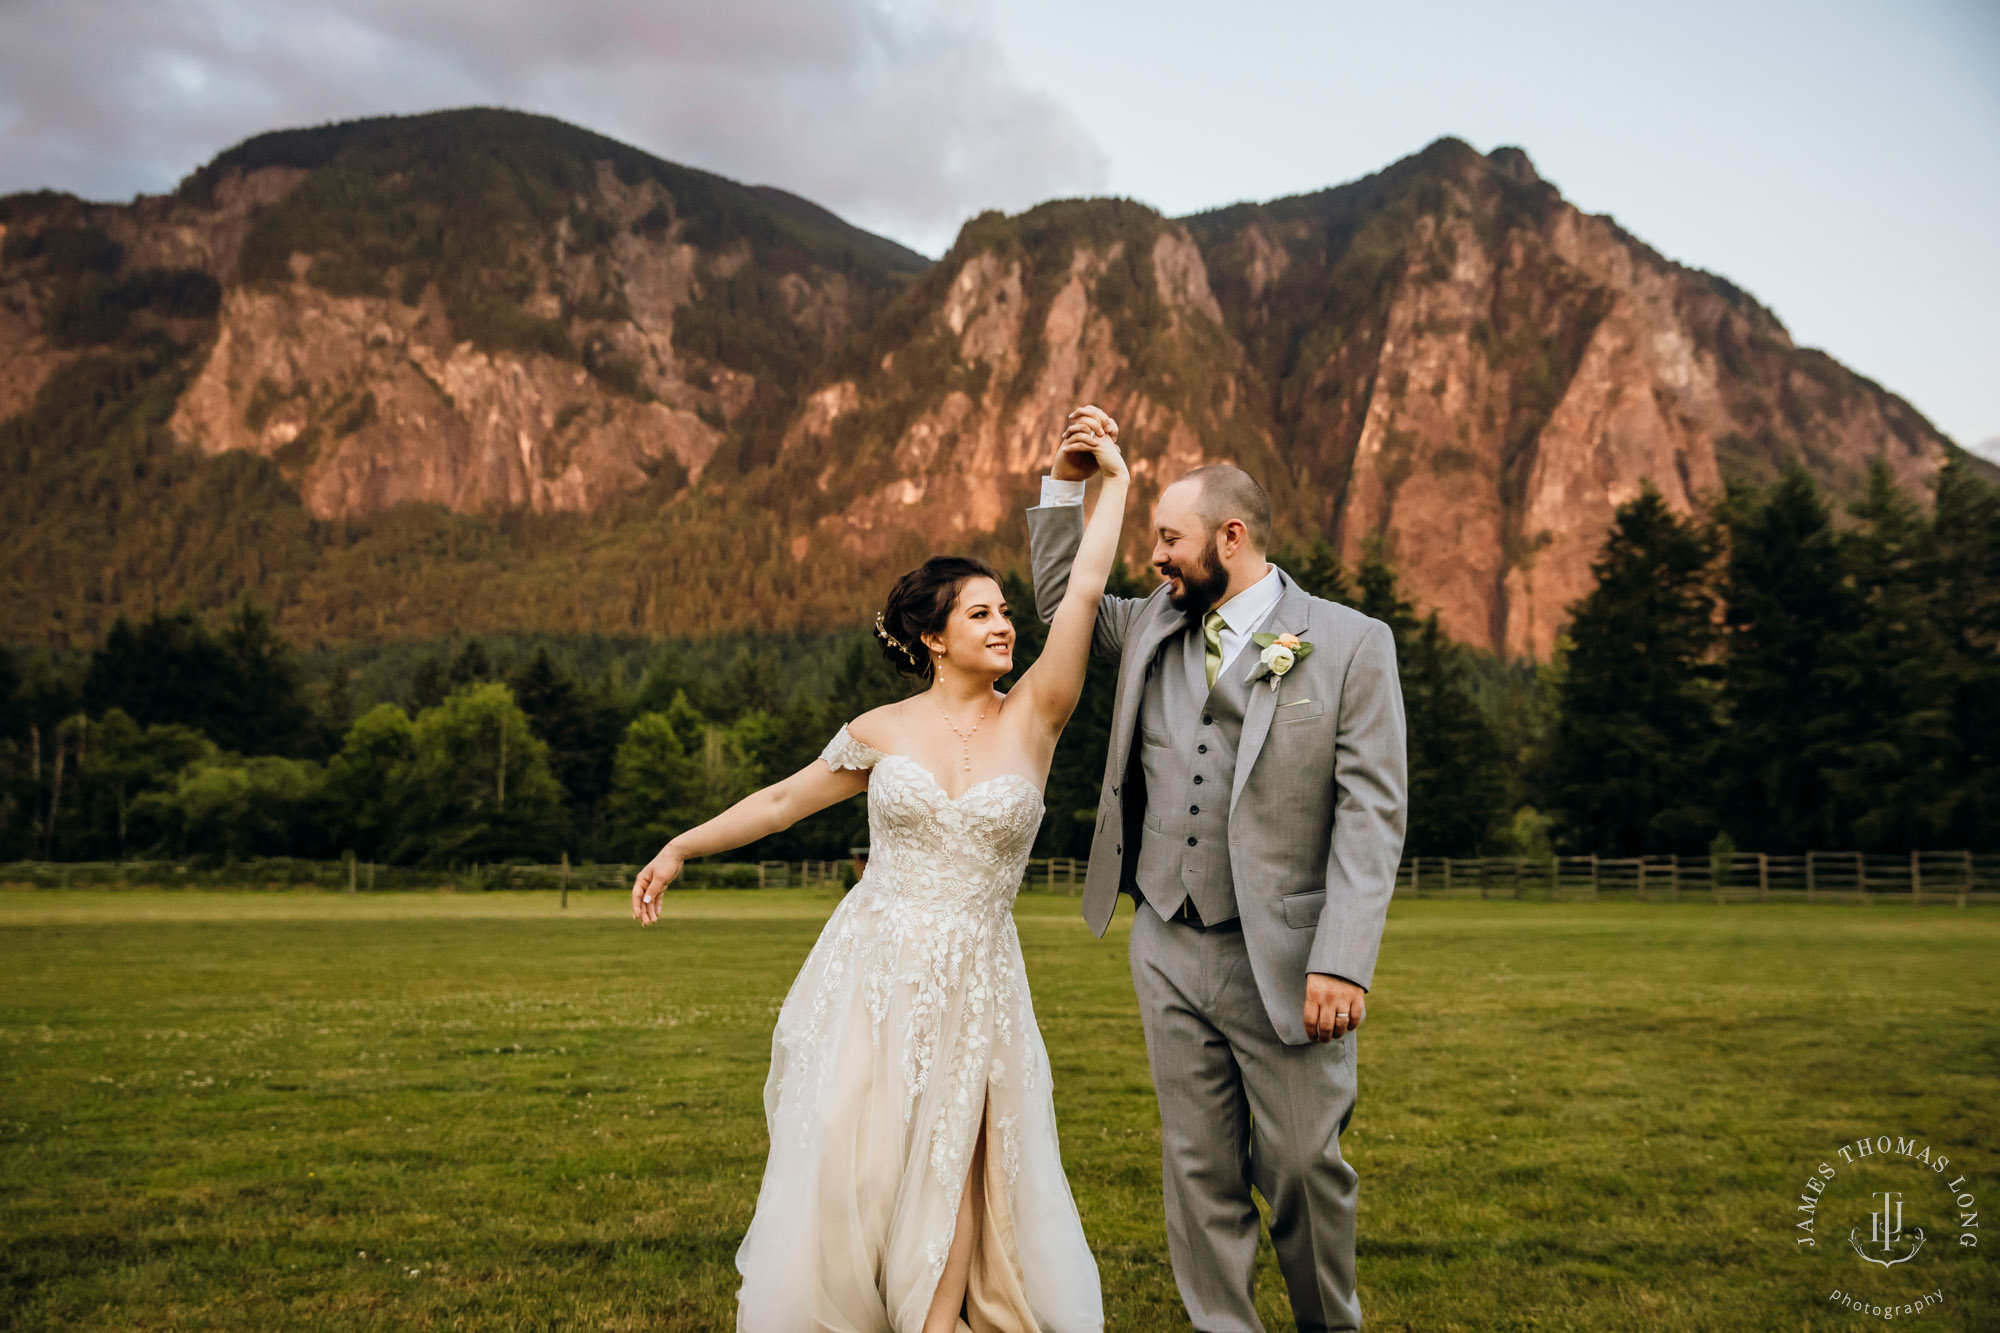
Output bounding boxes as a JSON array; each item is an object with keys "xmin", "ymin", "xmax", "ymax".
[{"xmin": 933, "ymin": 693, "xmax": 989, "ymax": 772}]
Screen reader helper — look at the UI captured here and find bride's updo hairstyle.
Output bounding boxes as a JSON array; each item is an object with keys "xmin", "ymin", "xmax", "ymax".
[{"xmin": 875, "ymin": 555, "xmax": 1002, "ymax": 680}]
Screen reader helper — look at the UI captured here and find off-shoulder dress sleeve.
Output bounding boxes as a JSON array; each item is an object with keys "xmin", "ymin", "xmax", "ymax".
[{"xmin": 819, "ymin": 724, "xmax": 887, "ymax": 773}]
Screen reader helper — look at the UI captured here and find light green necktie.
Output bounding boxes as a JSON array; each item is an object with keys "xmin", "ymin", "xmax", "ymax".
[{"xmin": 1203, "ymin": 610, "xmax": 1227, "ymax": 689}]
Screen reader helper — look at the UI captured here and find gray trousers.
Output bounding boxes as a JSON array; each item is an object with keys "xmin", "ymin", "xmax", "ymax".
[{"xmin": 1130, "ymin": 899, "xmax": 1361, "ymax": 1332}]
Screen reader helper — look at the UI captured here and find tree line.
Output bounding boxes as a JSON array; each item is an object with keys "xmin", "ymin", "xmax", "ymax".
[{"xmin": 0, "ymin": 456, "xmax": 1993, "ymax": 867}]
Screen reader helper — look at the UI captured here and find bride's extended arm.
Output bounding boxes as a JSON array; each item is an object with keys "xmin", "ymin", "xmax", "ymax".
[
  {"xmin": 1016, "ymin": 429, "xmax": 1130, "ymax": 736},
  {"xmin": 632, "ymin": 760, "xmax": 867, "ymax": 924}
]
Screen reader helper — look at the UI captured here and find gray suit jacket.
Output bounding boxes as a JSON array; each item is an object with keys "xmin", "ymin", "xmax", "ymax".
[{"xmin": 1029, "ymin": 502, "xmax": 1409, "ymax": 1044}]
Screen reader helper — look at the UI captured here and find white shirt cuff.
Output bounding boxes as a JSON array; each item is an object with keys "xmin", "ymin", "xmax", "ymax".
[{"xmin": 1039, "ymin": 477, "xmax": 1086, "ymax": 507}]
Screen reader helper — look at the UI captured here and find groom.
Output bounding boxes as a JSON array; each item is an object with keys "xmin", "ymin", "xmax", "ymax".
[{"xmin": 1029, "ymin": 406, "xmax": 1407, "ymax": 1332}]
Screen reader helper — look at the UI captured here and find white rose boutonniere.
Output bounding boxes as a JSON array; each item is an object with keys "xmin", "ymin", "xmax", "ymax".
[{"xmin": 1251, "ymin": 631, "xmax": 1313, "ymax": 690}]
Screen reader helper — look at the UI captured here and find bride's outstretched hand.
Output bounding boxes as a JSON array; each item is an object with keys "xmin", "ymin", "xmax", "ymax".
[
  {"xmin": 1052, "ymin": 405, "xmax": 1120, "ymax": 481},
  {"xmin": 631, "ymin": 844, "xmax": 685, "ymax": 926}
]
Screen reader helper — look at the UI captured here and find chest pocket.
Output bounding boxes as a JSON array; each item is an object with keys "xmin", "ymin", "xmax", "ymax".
[{"xmin": 1273, "ymin": 699, "xmax": 1324, "ymax": 724}]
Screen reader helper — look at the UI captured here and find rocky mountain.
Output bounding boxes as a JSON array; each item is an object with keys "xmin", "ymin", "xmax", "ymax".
[{"xmin": 0, "ymin": 111, "xmax": 1980, "ymax": 655}]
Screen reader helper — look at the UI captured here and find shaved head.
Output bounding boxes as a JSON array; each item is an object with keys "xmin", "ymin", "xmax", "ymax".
[{"xmin": 1171, "ymin": 464, "xmax": 1271, "ymax": 553}]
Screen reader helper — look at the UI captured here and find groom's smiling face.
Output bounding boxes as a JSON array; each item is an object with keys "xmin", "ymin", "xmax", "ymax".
[{"xmin": 1152, "ymin": 486, "xmax": 1230, "ymax": 616}]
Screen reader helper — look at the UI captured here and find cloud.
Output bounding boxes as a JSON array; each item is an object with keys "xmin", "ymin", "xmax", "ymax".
[{"xmin": 0, "ymin": 0, "xmax": 1108, "ymax": 254}]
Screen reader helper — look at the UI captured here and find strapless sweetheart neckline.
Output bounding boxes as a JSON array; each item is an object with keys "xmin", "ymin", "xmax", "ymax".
[{"xmin": 875, "ymin": 752, "xmax": 1043, "ymax": 807}]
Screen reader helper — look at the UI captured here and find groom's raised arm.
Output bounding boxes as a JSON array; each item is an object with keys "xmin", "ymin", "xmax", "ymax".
[
  {"xmin": 1029, "ymin": 482, "xmax": 1145, "ymax": 662},
  {"xmin": 1029, "ymin": 407, "xmax": 1146, "ymax": 661},
  {"xmin": 1307, "ymin": 619, "xmax": 1409, "ymax": 991}
]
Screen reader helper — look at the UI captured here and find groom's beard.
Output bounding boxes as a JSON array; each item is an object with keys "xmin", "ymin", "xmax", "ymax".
[{"xmin": 1163, "ymin": 535, "xmax": 1230, "ymax": 616}]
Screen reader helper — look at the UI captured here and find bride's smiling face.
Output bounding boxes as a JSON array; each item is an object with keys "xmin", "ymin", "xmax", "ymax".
[{"xmin": 925, "ymin": 576, "xmax": 1015, "ymax": 677}]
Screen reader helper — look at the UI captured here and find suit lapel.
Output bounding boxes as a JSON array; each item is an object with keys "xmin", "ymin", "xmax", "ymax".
[
  {"xmin": 1231, "ymin": 570, "xmax": 1310, "ymax": 810},
  {"xmin": 1110, "ymin": 598, "xmax": 1185, "ymax": 777}
]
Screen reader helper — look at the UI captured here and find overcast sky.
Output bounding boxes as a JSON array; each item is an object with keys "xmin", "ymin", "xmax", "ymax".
[{"xmin": 1, "ymin": 0, "xmax": 1994, "ymax": 453}]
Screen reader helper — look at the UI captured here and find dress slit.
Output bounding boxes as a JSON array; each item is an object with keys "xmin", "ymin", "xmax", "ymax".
[{"xmin": 933, "ymin": 1092, "xmax": 1037, "ymax": 1333}]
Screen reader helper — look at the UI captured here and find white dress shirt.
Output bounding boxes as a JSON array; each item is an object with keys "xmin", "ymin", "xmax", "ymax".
[{"xmin": 1039, "ymin": 476, "xmax": 1282, "ymax": 672}]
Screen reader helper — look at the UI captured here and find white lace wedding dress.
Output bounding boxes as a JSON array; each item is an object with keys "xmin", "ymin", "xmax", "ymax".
[{"xmin": 734, "ymin": 726, "xmax": 1103, "ymax": 1332}]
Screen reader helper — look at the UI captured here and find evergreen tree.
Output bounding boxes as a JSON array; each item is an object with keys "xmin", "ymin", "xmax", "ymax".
[
  {"xmin": 1281, "ymin": 539, "xmax": 1353, "ymax": 605},
  {"xmin": 1402, "ymin": 612, "xmax": 1509, "ymax": 855},
  {"xmin": 407, "ymin": 654, "xmax": 450, "ymax": 711},
  {"xmin": 83, "ymin": 611, "xmax": 235, "ymax": 743},
  {"xmin": 1926, "ymin": 458, "xmax": 2000, "ymax": 846},
  {"xmin": 508, "ymin": 649, "xmax": 623, "ymax": 840},
  {"xmin": 1538, "ymin": 484, "xmax": 1722, "ymax": 854},
  {"xmin": 1824, "ymin": 462, "xmax": 1956, "ymax": 848},
  {"xmin": 1717, "ymin": 468, "xmax": 1855, "ymax": 851},
  {"xmin": 217, "ymin": 600, "xmax": 322, "ymax": 757},
  {"xmin": 0, "ymin": 644, "xmax": 22, "ymax": 743},
  {"xmin": 1346, "ymin": 546, "xmax": 1509, "ymax": 855},
  {"xmin": 82, "ymin": 602, "xmax": 318, "ymax": 757},
  {"xmin": 446, "ymin": 640, "xmax": 494, "ymax": 689}
]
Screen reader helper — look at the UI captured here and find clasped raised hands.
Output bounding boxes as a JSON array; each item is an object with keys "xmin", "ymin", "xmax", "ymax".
[{"xmin": 1053, "ymin": 405, "xmax": 1127, "ymax": 482}]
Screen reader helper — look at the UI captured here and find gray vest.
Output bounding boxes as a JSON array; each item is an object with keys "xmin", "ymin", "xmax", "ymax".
[{"xmin": 1133, "ymin": 623, "xmax": 1252, "ymax": 924}]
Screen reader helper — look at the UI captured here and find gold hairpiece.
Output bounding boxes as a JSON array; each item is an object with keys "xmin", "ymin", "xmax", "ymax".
[{"xmin": 874, "ymin": 612, "xmax": 918, "ymax": 667}]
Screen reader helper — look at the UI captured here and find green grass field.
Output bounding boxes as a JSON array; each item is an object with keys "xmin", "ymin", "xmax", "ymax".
[{"xmin": 2, "ymin": 889, "xmax": 1994, "ymax": 1331}]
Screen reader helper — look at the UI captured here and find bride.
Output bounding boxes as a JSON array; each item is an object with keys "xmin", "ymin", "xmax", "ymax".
[{"xmin": 631, "ymin": 411, "xmax": 1129, "ymax": 1332}]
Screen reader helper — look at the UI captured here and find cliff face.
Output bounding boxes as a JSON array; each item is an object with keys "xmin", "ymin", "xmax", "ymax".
[
  {"xmin": 764, "ymin": 201, "xmax": 1284, "ymax": 568},
  {"xmin": 2, "ymin": 110, "xmax": 925, "ymax": 521},
  {"xmin": 0, "ymin": 116, "xmax": 1972, "ymax": 654},
  {"xmin": 769, "ymin": 140, "xmax": 1957, "ymax": 655}
]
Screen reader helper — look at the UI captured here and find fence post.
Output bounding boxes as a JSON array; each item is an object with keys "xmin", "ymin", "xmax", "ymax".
[
  {"xmin": 1963, "ymin": 850, "xmax": 1974, "ymax": 910},
  {"xmin": 347, "ymin": 853, "xmax": 357, "ymax": 894},
  {"xmin": 1589, "ymin": 853, "xmax": 1599, "ymax": 898},
  {"xmin": 1806, "ymin": 851, "xmax": 1817, "ymax": 903},
  {"xmin": 1856, "ymin": 850, "xmax": 1867, "ymax": 901},
  {"xmin": 1911, "ymin": 850, "xmax": 1921, "ymax": 905},
  {"xmin": 1637, "ymin": 858, "xmax": 1647, "ymax": 899},
  {"xmin": 1412, "ymin": 858, "xmax": 1421, "ymax": 897},
  {"xmin": 1757, "ymin": 853, "xmax": 1768, "ymax": 903},
  {"xmin": 367, "ymin": 861, "xmax": 376, "ymax": 892},
  {"xmin": 560, "ymin": 852, "xmax": 570, "ymax": 910},
  {"xmin": 1514, "ymin": 858, "xmax": 1523, "ymax": 899},
  {"xmin": 1443, "ymin": 859, "xmax": 1453, "ymax": 895},
  {"xmin": 1669, "ymin": 853, "xmax": 1679, "ymax": 901}
]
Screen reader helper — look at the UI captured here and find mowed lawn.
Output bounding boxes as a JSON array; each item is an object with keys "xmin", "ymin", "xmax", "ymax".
[{"xmin": 2, "ymin": 889, "xmax": 1995, "ymax": 1332}]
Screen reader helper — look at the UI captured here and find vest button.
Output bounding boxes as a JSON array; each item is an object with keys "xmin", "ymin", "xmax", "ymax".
[
  {"xmin": 1197, "ymin": 744, "xmax": 1208, "ymax": 754},
  {"xmin": 1186, "ymin": 835, "xmax": 1197, "ymax": 846},
  {"xmin": 1192, "ymin": 774, "xmax": 1203, "ymax": 784},
  {"xmin": 1202, "ymin": 714, "xmax": 1213, "ymax": 725},
  {"xmin": 1189, "ymin": 804, "xmax": 1200, "ymax": 815}
]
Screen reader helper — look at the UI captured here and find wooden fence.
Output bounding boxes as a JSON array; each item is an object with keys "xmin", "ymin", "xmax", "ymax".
[
  {"xmin": 4, "ymin": 850, "xmax": 1997, "ymax": 905},
  {"xmin": 1397, "ymin": 851, "xmax": 2000, "ymax": 905}
]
